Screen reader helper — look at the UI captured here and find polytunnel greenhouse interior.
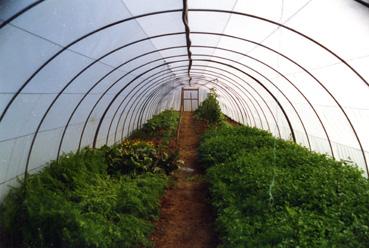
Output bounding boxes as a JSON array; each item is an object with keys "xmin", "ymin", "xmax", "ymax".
[{"xmin": 1, "ymin": 0, "xmax": 369, "ymax": 247}]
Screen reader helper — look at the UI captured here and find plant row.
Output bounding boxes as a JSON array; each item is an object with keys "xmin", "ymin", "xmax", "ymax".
[
  {"xmin": 130, "ymin": 109, "xmax": 179, "ymax": 146},
  {"xmin": 0, "ymin": 111, "xmax": 181, "ymax": 248},
  {"xmin": 199, "ymin": 125, "xmax": 369, "ymax": 247},
  {"xmin": 194, "ymin": 88, "xmax": 224, "ymax": 125}
]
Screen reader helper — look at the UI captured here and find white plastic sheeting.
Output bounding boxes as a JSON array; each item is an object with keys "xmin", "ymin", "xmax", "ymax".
[{"xmin": 1, "ymin": 0, "xmax": 369, "ymax": 200}]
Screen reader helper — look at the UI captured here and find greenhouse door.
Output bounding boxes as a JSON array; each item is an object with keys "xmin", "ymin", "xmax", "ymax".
[{"xmin": 181, "ymin": 88, "xmax": 199, "ymax": 112}]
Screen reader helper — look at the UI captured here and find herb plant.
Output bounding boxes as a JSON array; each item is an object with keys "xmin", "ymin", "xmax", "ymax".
[
  {"xmin": 200, "ymin": 125, "xmax": 369, "ymax": 247},
  {"xmin": 195, "ymin": 88, "xmax": 224, "ymax": 125},
  {"xmin": 0, "ymin": 110, "xmax": 182, "ymax": 247}
]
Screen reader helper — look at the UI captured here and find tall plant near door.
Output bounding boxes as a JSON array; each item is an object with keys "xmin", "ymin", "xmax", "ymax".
[{"xmin": 195, "ymin": 88, "xmax": 223, "ymax": 125}]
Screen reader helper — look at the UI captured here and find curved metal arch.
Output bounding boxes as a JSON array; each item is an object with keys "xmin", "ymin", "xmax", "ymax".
[
  {"xmin": 0, "ymin": 10, "xmax": 187, "ymax": 122},
  {"xmin": 113, "ymin": 70, "xmax": 254, "ymax": 144},
  {"xmin": 56, "ymin": 44, "xmax": 191, "ymax": 159},
  {"xmin": 134, "ymin": 81, "xmax": 210, "ymax": 135},
  {"xmin": 129, "ymin": 69, "xmax": 258, "ymax": 133},
  {"xmin": 151, "ymin": 71, "xmax": 254, "ymax": 124},
  {"xmin": 3, "ymin": 7, "xmax": 367, "ymax": 92},
  {"xmin": 106, "ymin": 76, "xmax": 177, "ymax": 145},
  {"xmin": 53, "ymin": 39, "xmax": 287, "ymax": 160},
  {"xmin": 124, "ymin": 83, "xmax": 176, "ymax": 139},
  {"xmin": 192, "ymin": 45, "xmax": 329, "ymax": 152},
  {"xmin": 133, "ymin": 79, "xmax": 236, "ymax": 136},
  {"xmin": 75, "ymin": 57, "xmax": 280, "ymax": 151},
  {"xmin": 6, "ymin": 10, "xmax": 366, "ymax": 174},
  {"xmin": 0, "ymin": 14, "xmax": 352, "ymax": 150},
  {"xmin": 139, "ymin": 73, "xmax": 246, "ymax": 124},
  {"xmin": 191, "ymin": 32, "xmax": 369, "ymax": 166},
  {"xmin": 98, "ymin": 62, "xmax": 262, "ymax": 148},
  {"xmin": 134, "ymin": 76, "xmax": 247, "ymax": 136},
  {"xmin": 1, "ymin": 5, "xmax": 367, "ymax": 179},
  {"xmin": 112, "ymin": 67, "xmax": 256, "ymax": 141},
  {"xmin": 49, "ymin": 37, "xmax": 328, "ymax": 164},
  {"xmin": 189, "ymin": 9, "xmax": 369, "ymax": 88},
  {"xmin": 43, "ymin": 39, "xmax": 300, "ymax": 167},
  {"xmin": 113, "ymin": 66, "xmax": 270, "ymax": 142},
  {"xmin": 111, "ymin": 66, "xmax": 275, "ymax": 146},
  {"xmin": 11, "ymin": 30, "xmax": 330, "ymax": 171},
  {"xmin": 110, "ymin": 61, "xmax": 284, "ymax": 144},
  {"xmin": 109, "ymin": 69, "xmax": 249, "ymax": 145},
  {"xmin": 191, "ymin": 58, "xmax": 296, "ymax": 140},
  {"xmin": 120, "ymin": 73, "xmax": 248, "ymax": 142},
  {"xmin": 92, "ymin": 58, "xmax": 292, "ymax": 151},
  {"xmin": 54, "ymin": 41, "xmax": 315, "ymax": 160},
  {"xmin": 186, "ymin": 69, "xmax": 262, "ymax": 128},
  {"xmin": 191, "ymin": 30, "xmax": 369, "ymax": 174},
  {"xmin": 54, "ymin": 46, "xmax": 259, "ymax": 154},
  {"xmin": 30, "ymin": 31, "xmax": 324, "ymax": 168},
  {"xmin": 193, "ymin": 53, "xmax": 313, "ymax": 148},
  {"xmin": 105, "ymin": 62, "xmax": 281, "ymax": 151},
  {"xmin": 145, "ymin": 81, "xmax": 244, "ymax": 125},
  {"xmin": 0, "ymin": 0, "xmax": 45, "ymax": 29},
  {"xmin": 186, "ymin": 66, "xmax": 279, "ymax": 134}
]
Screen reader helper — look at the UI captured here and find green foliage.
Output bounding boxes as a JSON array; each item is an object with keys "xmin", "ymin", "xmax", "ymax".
[
  {"xmin": 105, "ymin": 140, "xmax": 179, "ymax": 176},
  {"xmin": 200, "ymin": 125, "xmax": 369, "ymax": 247},
  {"xmin": 0, "ymin": 143, "xmax": 170, "ymax": 247},
  {"xmin": 195, "ymin": 88, "xmax": 223, "ymax": 125},
  {"xmin": 130, "ymin": 109, "xmax": 179, "ymax": 146},
  {"xmin": 199, "ymin": 125, "xmax": 282, "ymax": 167}
]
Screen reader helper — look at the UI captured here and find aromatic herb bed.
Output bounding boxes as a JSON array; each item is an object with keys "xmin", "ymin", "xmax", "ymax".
[
  {"xmin": 130, "ymin": 109, "xmax": 179, "ymax": 146},
  {"xmin": 0, "ymin": 111, "xmax": 180, "ymax": 248},
  {"xmin": 200, "ymin": 125, "xmax": 369, "ymax": 247}
]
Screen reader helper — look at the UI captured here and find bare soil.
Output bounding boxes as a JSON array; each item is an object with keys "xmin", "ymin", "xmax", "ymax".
[{"xmin": 151, "ymin": 112, "xmax": 219, "ymax": 248}]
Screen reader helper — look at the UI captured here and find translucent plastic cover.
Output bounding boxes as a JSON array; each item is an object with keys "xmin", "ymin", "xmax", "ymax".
[{"xmin": 1, "ymin": 0, "xmax": 369, "ymax": 199}]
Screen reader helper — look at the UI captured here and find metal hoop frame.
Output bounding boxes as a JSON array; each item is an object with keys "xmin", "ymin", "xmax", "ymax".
[{"xmin": 1, "ymin": 7, "xmax": 368, "ymax": 177}]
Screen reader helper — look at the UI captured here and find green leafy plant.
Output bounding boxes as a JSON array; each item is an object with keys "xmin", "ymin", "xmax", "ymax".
[
  {"xmin": 130, "ymin": 110, "xmax": 179, "ymax": 146},
  {"xmin": 0, "ymin": 112, "xmax": 184, "ymax": 248},
  {"xmin": 200, "ymin": 125, "xmax": 369, "ymax": 247},
  {"xmin": 195, "ymin": 88, "xmax": 223, "ymax": 125},
  {"xmin": 105, "ymin": 140, "xmax": 179, "ymax": 176}
]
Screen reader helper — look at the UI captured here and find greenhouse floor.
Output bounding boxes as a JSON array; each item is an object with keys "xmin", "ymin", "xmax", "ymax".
[{"xmin": 151, "ymin": 112, "xmax": 219, "ymax": 247}]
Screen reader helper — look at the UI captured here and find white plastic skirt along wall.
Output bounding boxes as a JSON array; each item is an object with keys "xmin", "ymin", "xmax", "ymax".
[{"xmin": 1, "ymin": 0, "xmax": 369, "ymax": 200}]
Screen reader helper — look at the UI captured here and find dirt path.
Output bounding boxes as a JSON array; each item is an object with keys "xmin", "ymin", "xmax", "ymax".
[{"xmin": 151, "ymin": 112, "xmax": 218, "ymax": 248}]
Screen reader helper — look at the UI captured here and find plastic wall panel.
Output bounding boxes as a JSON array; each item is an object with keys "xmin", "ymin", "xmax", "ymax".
[
  {"xmin": 0, "ymin": 94, "xmax": 55, "ymax": 141},
  {"xmin": 40, "ymin": 94, "xmax": 83, "ymax": 131},
  {"xmin": 71, "ymin": 23, "xmax": 147, "ymax": 60},
  {"xmin": 29, "ymin": 128, "xmax": 64, "ymax": 171},
  {"xmin": 12, "ymin": 0, "xmax": 133, "ymax": 45},
  {"xmin": 0, "ymin": 135, "xmax": 32, "ymax": 194},
  {"xmin": 0, "ymin": 0, "xmax": 39, "ymax": 21},
  {"xmin": 63, "ymin": 63, "xmax": 113, "ymax": 94},
  {"xmin": 1, "ymin": 53, "xmax": 93, "ymax": 139},
  {"xmin": 123, "ymin": 0, "xmax": 181, "ymax": 16},
  {"xmin": 0, "ymin": 24, "xmax": 60, "ymax": 94},
  {"xmin": 88, "ymin": 70, "xmax": 127, "ymax": 95},
  {"xmin": 286, "ymin": 0, "xmax": 369, "ymax": 62},
  {"xmin": 60, "ymin": 123, "xmax": 85, "ymax": 155}
]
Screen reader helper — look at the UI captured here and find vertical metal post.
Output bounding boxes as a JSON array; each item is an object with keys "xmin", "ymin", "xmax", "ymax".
[{"xmin": 176, "ymin": 88, "xmax": 184, "ymax": 147}]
